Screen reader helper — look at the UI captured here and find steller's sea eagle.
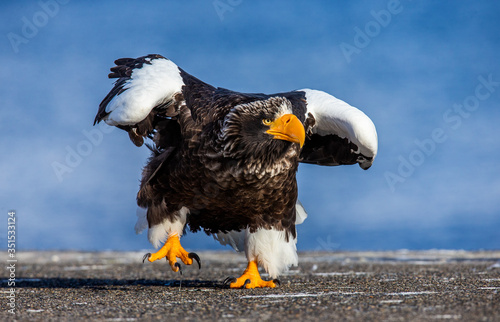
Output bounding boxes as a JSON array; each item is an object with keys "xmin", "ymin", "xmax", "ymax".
[{"xmin": 94, "ymin": 54, "xmax": 378, "ymax": 288}]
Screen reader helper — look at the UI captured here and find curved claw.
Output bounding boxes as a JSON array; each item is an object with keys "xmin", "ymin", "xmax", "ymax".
[
  {"xmin": 174, "ymin": 262, "xmax": 182, "ymax": 275},
  {"xmin": 142, "ymin": 253, "xmax": 151, "ymax": 263},
  {"xmin": 223, "ymin": 276, "xmax": 237, "ymax": 287},
  {"xmin": 273, "ymin": 278, "xmax": 281, "ymax": 286},
  {"xmin": 188, "ymin": 252, "xmax": 201, "ymax": 269},
  {"xmin": 242, "ymin": 279, "xmax": 251, "ymax": 289}
]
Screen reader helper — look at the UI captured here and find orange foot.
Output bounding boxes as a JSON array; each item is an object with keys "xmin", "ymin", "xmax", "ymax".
[
  {"xmin": 142, "ymin": 234, "xmax": 201, "ymax": 274},
  {"xmin": 224, "ymin": 260, "xmax": 279, "ymax": 289}
]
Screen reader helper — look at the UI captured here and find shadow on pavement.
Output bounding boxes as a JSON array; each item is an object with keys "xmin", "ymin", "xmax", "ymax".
[{"xmin": 1, "ymin": 278, "xmax": 221, "ymax": 289}]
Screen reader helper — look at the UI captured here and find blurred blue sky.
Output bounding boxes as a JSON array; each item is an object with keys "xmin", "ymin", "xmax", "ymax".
[{"xmin": 1, "ymin": 1, "xmax": 499, "ymax": 251}]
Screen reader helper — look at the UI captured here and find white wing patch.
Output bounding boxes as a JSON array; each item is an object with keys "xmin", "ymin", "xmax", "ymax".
[
  {"xmin": 104, "ymin": 58, "xmax": 184, "ymax": 126},
  {"xmin": 301, "ymin": 88, "xmax": 378, "ymax": 160}
]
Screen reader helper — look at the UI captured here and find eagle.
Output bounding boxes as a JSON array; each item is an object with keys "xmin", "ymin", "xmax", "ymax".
[{"xmin": 94, "ymin": 54, "xmax": 378, "ymax": 288}]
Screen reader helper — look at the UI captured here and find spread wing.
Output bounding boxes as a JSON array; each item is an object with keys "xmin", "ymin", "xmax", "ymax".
[
  {"xmin": 95, "ymin": 54, "xmax": 216, "ymax": 148},
  {"xmin": 293, "ymin": 89, "xmax": 378, "ymax": 170},
  {"xmin": 95, "ymin": 55, "xmax": 378, "ymax": 170}
]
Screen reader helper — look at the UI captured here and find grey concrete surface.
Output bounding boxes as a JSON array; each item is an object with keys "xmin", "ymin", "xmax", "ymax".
[{"xmin": 1, "ymin": 250, "xmax": 499, "ymax": 321}]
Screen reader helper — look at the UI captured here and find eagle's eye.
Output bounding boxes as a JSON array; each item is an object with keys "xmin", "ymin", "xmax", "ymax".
[{"xmin": 262, "ymin": 119, "xmax": 273, "ymax": 126}]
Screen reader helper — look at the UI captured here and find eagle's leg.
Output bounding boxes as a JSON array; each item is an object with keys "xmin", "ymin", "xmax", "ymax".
[
  {"xmin": 227, "ymin": 260, "xmax": 277, "ymax": 289},
  {"xmin": 142, "ymin": 234, "xmax": 201, "ymax": 273}
]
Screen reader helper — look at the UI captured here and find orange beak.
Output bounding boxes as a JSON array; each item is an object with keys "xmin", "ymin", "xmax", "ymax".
[{"xmin": 266, "ymin": 114, "xmax": 305, "ymax": 148}]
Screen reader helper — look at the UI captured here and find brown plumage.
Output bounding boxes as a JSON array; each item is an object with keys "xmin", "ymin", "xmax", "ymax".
[
  {"xmin": 96, "ymin": 55, "xmax": 312, "ymax": 240},
  {"xmin": 94, "ymin": 54, "xmax": 378, "ymax": 285},
  {"xmin": 137, "ymin": 87, "xmax": 306, "ymax": 240}
]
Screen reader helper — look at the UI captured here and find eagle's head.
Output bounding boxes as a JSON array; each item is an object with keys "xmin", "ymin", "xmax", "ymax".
[{"xmin": 219, "ymin": 97, "xmax": 305, "ymax": 162}]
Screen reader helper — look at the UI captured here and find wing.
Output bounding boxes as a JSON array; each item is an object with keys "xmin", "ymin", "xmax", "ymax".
[
  {"xmin": 96, "ymin": 54, "xmax": 219, "ymax": 149},
  {"xmin": 95, "ymin": 54, "xmax": 193, "ymax": 147},
  {"xmin": 292, "ymin": 89, "xmax": 378, "ymax": 170},
  {"xmin": 96, "ymin": 56, "xmax": 377, "ymax": 170}
]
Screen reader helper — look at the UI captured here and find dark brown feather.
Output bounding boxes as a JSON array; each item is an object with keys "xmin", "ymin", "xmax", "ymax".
[
  {"xmin": 96, "ymin": 56, "xmax": 371, "ymax": 242},
  {"xmin": 133, "ymin": 73, "xmax": 305, "ymax": 239}
]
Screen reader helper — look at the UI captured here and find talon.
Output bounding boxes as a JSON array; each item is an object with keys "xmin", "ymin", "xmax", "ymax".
[
  {"xmin": 174, "ymin": 262, "xmax": 182, "ymax": 275},
  {"xmin": 228, "ymin": 261, "xmax": 277, "ymax": 288},
  {"xmin": 242, "ymin": 279, "xmax": 251, "ymax": 289},
  {"xmin": 223, "ymin": 276, "xmax": 237, "ymax": 287},
  {"xmin": 188, "ymin": 252, "xmax": 201, "ymax": 269},
  {"xmin": 273, "ymin": 278, "xmax": 281, "ymax": 286},
  {"xmin": 142, "ymin": 234, "xmax": 198, "ymax": 273}
]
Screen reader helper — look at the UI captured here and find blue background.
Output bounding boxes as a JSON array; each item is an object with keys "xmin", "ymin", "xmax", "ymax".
[{"xmin": 1, "ymin": 1, "xmax": 499, "ymax": 251}]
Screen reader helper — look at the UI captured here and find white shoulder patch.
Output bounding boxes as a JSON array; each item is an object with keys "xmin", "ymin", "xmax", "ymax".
[
  {"xmin": 105, "ymin": 58, "xmax": 184, "ymax": 126},
  {"xmin": 300, "ymin": 88, "xmax": 378, "ymax": 159}
]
